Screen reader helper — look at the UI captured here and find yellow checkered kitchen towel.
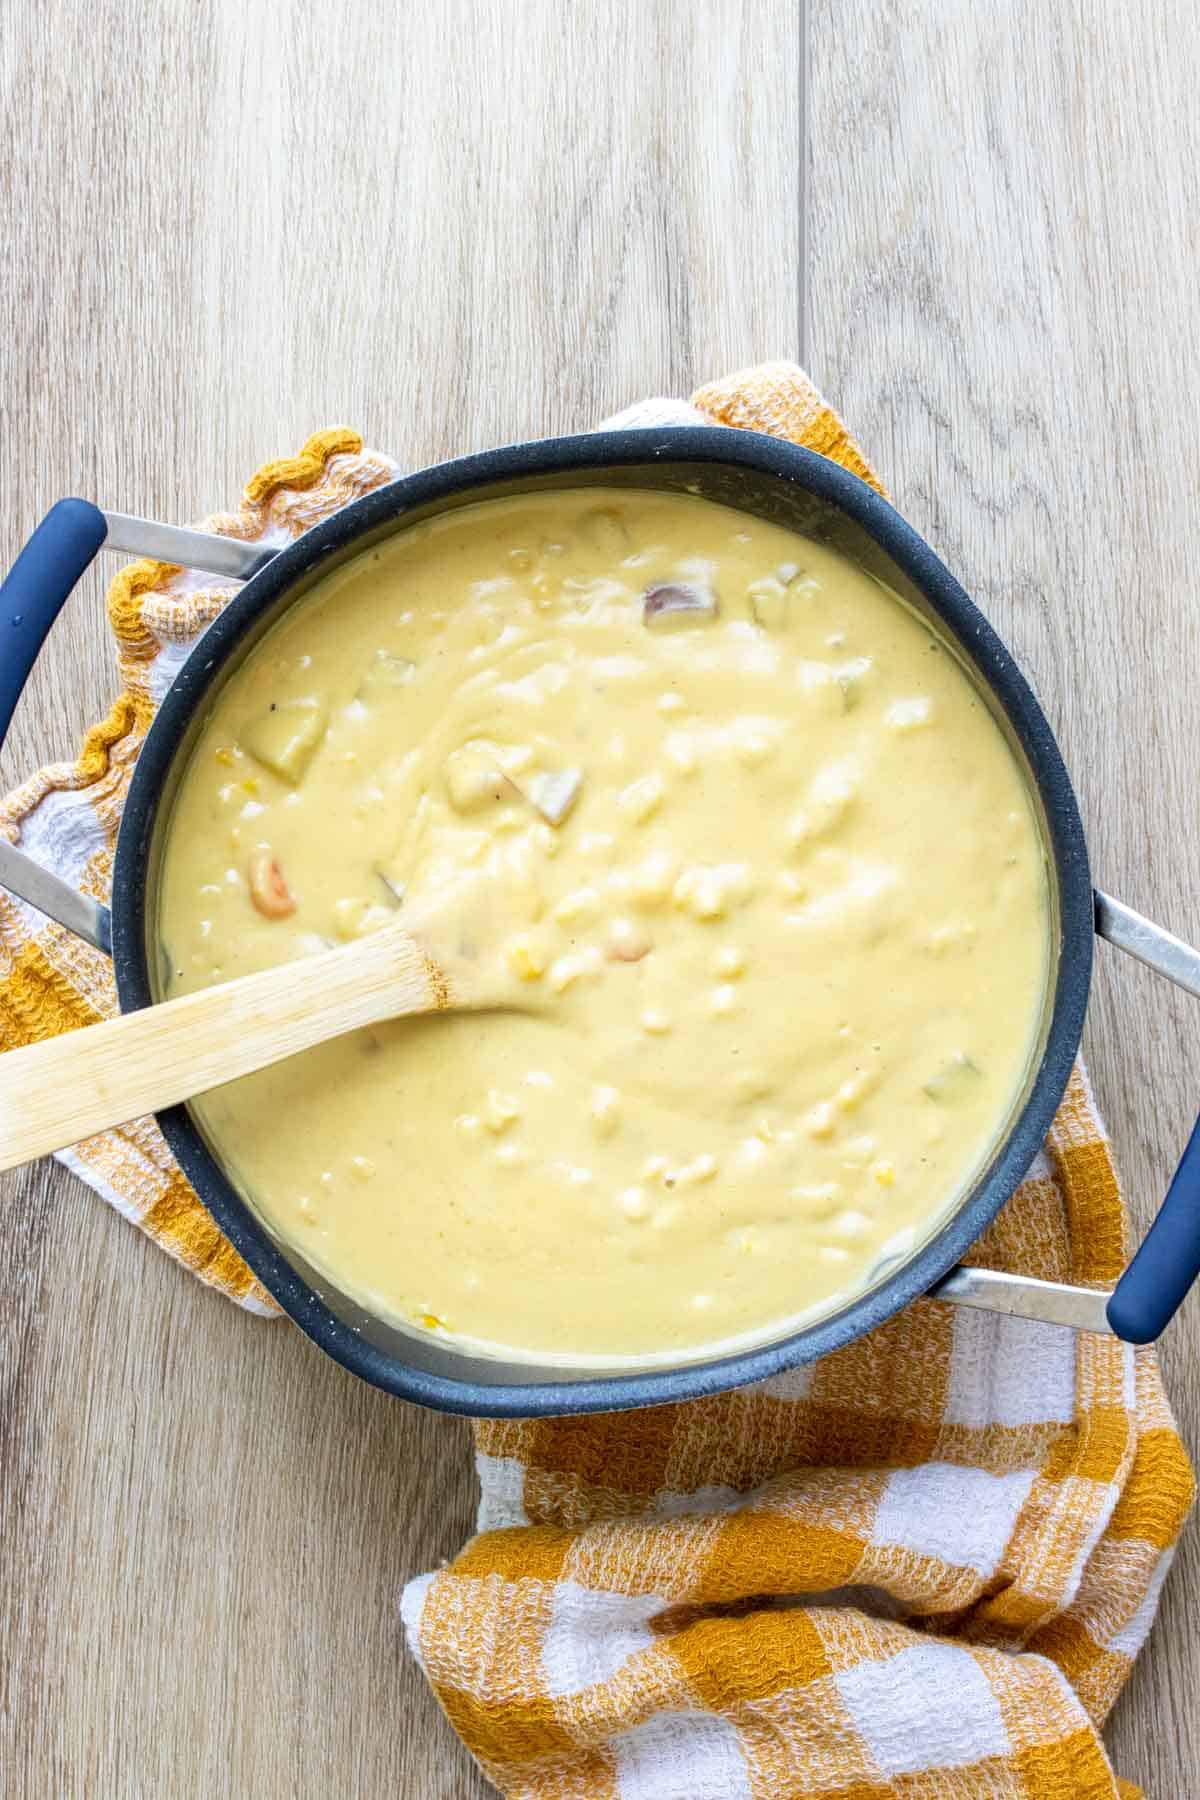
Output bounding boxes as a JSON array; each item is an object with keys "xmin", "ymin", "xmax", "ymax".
[{"xmin": 1, "ymin": 365, "xmax": 1193, "ymax": 1797}]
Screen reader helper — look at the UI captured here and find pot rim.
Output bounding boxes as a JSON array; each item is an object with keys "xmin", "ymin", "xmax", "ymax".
[{"xmin": 112, "ymin": 427, "xmax": 1093, "ymax": 1415}]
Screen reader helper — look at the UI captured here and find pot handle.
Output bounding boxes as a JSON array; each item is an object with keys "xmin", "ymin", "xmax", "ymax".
[
  {"xmin": 0, "ymin": 499, "xmax": 108, "ymax": 745},
  {"xmin": 1106, "ymin": 1115, "xmax": 1200, "ymax": 1343},
  {"xmin": 1094, "ymin": 891, "xmax": 1200, "ymax": 1343},
  {"xmin": 0, "ymin": 500, "xmax": 113, "ymax": 949},
  {"xmin": 0, "ymin": 502, "xmax": 271, "ymax": 949}
]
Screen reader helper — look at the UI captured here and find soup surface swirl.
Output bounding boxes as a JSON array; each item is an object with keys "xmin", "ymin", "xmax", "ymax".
[{"xmin": 158, "ymin": 489, "xmax": 1048, "ymax": 1361}]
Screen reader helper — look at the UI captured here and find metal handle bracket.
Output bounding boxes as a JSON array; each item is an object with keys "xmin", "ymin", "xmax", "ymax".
[
  {"xmin": 101, "ymin": 512, "xmax": 275, "ymax": 582},
  {"xmin": 930, "ymin": 1264, "xmax": 1112, "ymax": 1332}
]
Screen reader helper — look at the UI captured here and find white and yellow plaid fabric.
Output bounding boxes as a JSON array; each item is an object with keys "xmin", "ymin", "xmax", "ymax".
[
  {"xmin": 1, "ymin": 366, "xmax": 1192, "ymax": 1797},
  {"xmin": 401, "ymin": 1071, "xmax": 1192, "ymax": 1800}
]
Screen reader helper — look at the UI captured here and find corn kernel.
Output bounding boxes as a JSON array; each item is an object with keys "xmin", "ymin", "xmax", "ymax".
[
  {"xmin": 350, "ymin": 1155, "xmax": 376, "ymax": 1183},
  {"xmin": 618, "ymin": 1185, "xmax": 649, "ymax": 1220},
  {"xmin": 733, "ymin": 1069, "xmax": 773, "ymax": 1104},
  {"xmin": 627, "ymin": 850, "xmax": 678, "ymax": 910},
  {"xmin": 673, "ymin": 862, "xmax": 752, "ymax": 922},
  {"xmin": 802, "ymin": 1101, "xmax": 837, "ymax": 1140},
  {"xmin": 618, "ymin": 773, "xmax": 665, "ymax": 824},
  {"xmin": 495, "ymin": 1142, "xmax": 531, "ymax": 1168},
  {"xmin": 214, "ymin": 746, "xmax": 237, "ymax": 768},
  {"xmin": 548, "ymin": 947, "xmax": 603, "ymax": 993},
  {"xmin": 333, "ymin": 897, "xmax": 392, "ymax": 940},
  {"xmin": 591, "ymin": 1085, "xmax": 621, "ymax": 1137},
  {"xmin": 714, "ymin": 945, "xmax": 747, "ymax": 979},
  {"xmin": 483, "ymin": 1090, "xmax": 521, "ymax": 1134},
  {"xmin": 663, "ymin": 732, "xmax": 697, "ymax": 775},
  {"xmin": 507, "ymin": 936, "xmax": 547, "ymax": 980},
  {"xmin": 553, "ymin": 886, "xmax": 600, "ymax": 925},
  {"xmin": 871, "ymin": 1159, "xmax": 897, "ymax": 1187}
]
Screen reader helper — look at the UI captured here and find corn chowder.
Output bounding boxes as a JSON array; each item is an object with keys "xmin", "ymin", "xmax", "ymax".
[{"xmin": 157, "ymin": 489, "xmax": 1049, "ymax": 1361}]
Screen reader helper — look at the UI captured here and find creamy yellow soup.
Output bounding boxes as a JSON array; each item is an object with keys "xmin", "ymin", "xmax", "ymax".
[{"xmin": 157, "ymin": 489, "xmax": 1049, "ymax": 1362}]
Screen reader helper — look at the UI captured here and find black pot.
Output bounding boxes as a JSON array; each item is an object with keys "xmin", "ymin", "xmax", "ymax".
[{"xmin": 3, "ymin": 426, "xmax": 1199, "ymax": 1415}]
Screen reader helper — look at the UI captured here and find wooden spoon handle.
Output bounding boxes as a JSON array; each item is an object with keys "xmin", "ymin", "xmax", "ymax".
[{"xmin": 0, "ymin": 926, "xmax": 447, "ymax": 1173}]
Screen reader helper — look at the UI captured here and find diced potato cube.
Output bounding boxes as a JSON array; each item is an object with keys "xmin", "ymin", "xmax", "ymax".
[
  {"xmin": 578, "ymin": 507, "xmax": 631, "ymax": 559},
  {"xmin": 836, "ymin": 656, "xmax": 873, "ymax": 712},
  {"xmin": 885, "ymin": 695, "xmax": 933, "ymax": 731},
  {"xmin": 522, "ymin": 768, "xmax": 582, "ymax": 825},
  {"xmin": 642, "ymin": 582, "xmax": 718, "ymax": 628},
  {"xmin": 358, "ymin": 650, "xmax": 417, "ymax": 701},
  {"xmin": 242, "ymin": 697, "xmax": 329, "ymax": 785},
  {"xmin": 747, "ymin": 577, "xmax": 789, "ymax": 631},
  {"xmin": 922, "ymin": 1053, "xmax": 982, "ymax": 1102},
  {"xmin": 444, "ymin": 746, "xmax": 509, "ymax": 813}
]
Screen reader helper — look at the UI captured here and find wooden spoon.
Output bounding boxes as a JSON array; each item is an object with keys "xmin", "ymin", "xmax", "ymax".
[{"xmin": 0, "ymin": 921, "xmax": 491, "ymax": 1173}]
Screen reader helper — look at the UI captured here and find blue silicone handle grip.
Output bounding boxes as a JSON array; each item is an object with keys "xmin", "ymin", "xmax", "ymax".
[
  {"xmin": 1107, "ymin": 1110, "xmax": 1200, "ymax": 1343},
  {"xmin": 0, "ymin": 499, "xmax": 108, "ymax": 747}
]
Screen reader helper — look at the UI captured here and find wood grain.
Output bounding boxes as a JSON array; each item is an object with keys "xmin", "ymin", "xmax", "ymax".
[
  {"xmin": 808, "ymin": 4, "xmax": 1200, "ymax": 1791},
  {"xmin": 0, "ymin": 2, "xmax": 802, "ymax": 1794},
  {"xmin": 4, "ymin": 0, "xmax": 1198, "ymax": 1792}
]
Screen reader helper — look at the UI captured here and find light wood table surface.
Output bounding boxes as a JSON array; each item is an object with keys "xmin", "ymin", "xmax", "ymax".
[{"xmin": 2, "ymin": 3, "xmax": 1196, "ymax": 1793}]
